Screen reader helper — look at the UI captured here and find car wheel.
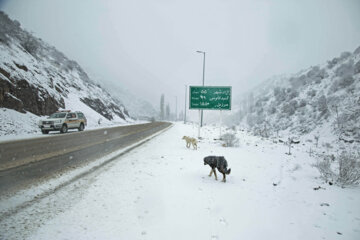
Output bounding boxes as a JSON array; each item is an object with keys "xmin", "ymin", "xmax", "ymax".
[
  {"xmin": 78, "ymin": 123, "xmax": 84, "ymax": 131},
  {"xmin": 41, "ymin": 130, "xmax": 49, "ymax": 134},
  {"xmin": 60, "ymin": 124, "xmax": 68, "ymax": 133}
]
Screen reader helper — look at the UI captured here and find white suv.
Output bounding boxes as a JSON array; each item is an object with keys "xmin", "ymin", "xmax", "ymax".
[{"xmin": 38, "ymin": 111, "xmax": 87, "ymax": 134}]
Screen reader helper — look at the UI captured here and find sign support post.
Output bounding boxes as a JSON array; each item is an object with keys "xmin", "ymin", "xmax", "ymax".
[
  {"xmin": 198, "ymin": 110, "xmax": 201, "ymax": 139},
  {"xmin": 219, "ymin": 110, "xmax": 222, "ymax": 139},
  {"xmin": 184, "ymin": 85, "xmax": 187, "ymax": 124}
]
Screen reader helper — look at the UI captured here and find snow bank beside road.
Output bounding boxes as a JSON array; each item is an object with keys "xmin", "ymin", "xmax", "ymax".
[
  {"xmin": 0, "ymin": 108, "xmax": 41, "ymax": 141},
  {"xmin": 0, "ymin": 105, "xmax": 144, "ymax": 143},
  {"xmin": 4, "ymin": 123, "xmax": 360, "ymax": 239}
]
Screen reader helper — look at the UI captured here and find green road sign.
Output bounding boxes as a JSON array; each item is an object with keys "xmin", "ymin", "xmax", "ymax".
[{"xmin": 189, "ymin": 86, "xmax": 231, "ymax": 110}]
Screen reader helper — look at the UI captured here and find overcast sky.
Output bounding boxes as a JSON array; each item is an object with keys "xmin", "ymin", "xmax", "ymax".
[{"xmin": 1, "ymin": 0, "xmax": 360, "ymax": 113}]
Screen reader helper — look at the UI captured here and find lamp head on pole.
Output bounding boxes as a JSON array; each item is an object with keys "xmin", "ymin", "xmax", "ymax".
[{"xmin": 196, "ymin": 50, "xmax": 205, "ymax": 54}]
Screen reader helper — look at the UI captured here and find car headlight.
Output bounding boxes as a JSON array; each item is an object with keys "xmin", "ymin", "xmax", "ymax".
[{"xmin": 55, "ymin": 120, "xmax": 62, "ymax": 124}]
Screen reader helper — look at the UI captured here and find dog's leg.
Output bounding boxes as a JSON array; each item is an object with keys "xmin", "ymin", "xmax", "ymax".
[
  {"xmin": 222, "ymin": 173, "xmax": 226, "ymax": 182},
  {"xmin": 209, "ymin": 169, "xmax": 213, "ymax": 177},
  {"xmin": 213, "ymin": 169, "xmax": 218, "ymax": 180}
]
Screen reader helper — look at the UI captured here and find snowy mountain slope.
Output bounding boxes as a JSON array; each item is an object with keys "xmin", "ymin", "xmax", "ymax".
[
  {"xmin": 234, "ymin": 46, "xmax": 360, "ymax": 145},
  {"xmin": 0, "ymin": 11, "xmax": 132, "ymax": 130}
]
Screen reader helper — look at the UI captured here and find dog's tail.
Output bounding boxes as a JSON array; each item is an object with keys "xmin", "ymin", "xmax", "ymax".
[{"xmin": 226, "ymin": 168, "xmax": 231, "ymax": 175}]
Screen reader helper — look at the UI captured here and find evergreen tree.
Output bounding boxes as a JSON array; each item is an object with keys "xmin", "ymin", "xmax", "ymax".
[
  {"xmin": 160, "ymin": 94, "xmax": 165, "ymax": 120},
  {"xmin": 166, "ymin": 103, "xmax": 170, "ymax": 120}
]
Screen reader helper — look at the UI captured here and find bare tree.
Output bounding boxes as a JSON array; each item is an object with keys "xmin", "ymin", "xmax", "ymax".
[
  {"xmin": 331, "ymin": 104, "xmax": 343, "ymax": 136},
  {"xmin": 261, "ymin": 121, "xmax": 269, "ymax": 138},
  {"xmin": 314, "ymin": 134, "xmax": 320, "ymax": 148}
]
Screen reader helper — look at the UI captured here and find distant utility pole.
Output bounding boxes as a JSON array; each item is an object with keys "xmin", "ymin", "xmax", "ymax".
[
  {"xmin": 184, "ymin": 85, "xmax": 187, "ymax": 124},
  {"xmin": 196, "ymin": 50, "xmax": 206, "ymax": 127}
]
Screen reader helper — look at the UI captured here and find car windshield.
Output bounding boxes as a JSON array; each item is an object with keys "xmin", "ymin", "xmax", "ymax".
[{"xmin": 48, "ymin": 113, "xmax": 67, "ymax": 118}]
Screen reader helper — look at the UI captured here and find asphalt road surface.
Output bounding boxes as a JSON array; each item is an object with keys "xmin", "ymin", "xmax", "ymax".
[{"xmin": 0, "ymin": 122, "xmax": 171, "ymax": 194}]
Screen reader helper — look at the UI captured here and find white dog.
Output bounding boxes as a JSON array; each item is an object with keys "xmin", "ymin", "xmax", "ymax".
[{"xmin": 182, "ymin": 136, "xmax": 198, "ymax": 150}]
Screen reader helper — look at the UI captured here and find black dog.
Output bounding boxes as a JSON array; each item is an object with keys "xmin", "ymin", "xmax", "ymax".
[{"xmin": 204, "ymin": 156, "xmax": 231, "ymax": 182}]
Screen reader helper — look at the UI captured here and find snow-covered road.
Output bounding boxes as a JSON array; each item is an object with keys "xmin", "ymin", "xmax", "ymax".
[{"xmin": 2, "ymin": 123, "xmax": 360, "ymax": 240}]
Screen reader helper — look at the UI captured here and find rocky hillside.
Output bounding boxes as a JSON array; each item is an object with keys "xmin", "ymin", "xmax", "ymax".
[
  {"xmin": 234, "ymin": 46, "xmax": 360, "ymax": 144},
  {"xmin": 0, "ymin": 11, "xmax": 130, "ymax": 122}
]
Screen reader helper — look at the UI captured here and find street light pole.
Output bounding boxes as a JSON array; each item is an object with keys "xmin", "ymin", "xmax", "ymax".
[{"xmin": 196, "ymin": 50, "xmax": 205, "ymax": 127}]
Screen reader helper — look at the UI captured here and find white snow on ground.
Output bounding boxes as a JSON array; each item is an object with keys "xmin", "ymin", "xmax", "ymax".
[
  {"xmin": 2, "ymin": 123, "xmax": 360, "ymax": 240},
  {"xmin": 0, "ymin": 108, "xmax": 41, "ymax": 141}
]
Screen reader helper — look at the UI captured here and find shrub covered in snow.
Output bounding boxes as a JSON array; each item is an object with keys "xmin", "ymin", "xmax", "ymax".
[
  {"xmin": 314, "ymin": 150, "xmax": 360, "ymax": 186},
  {"xmin": 354, "ymin": 60, "xmax": 360, "ymax": 74},
  {"xmin": 282, "ymin": 103, "xmax": 296, "ymax": 116},
  {"xmin": 313, "ymin": 155, "xmax": 334, "ymax": 180},
  {"xmin": 221, "ymin": 133, "xmax": 239, "ymax": 147},
  {"xmin": 307, "ymin": 89, "xmax": 317, "ymax": 97},
  {"xmin": 335, "ymin": 60, "xmax": 354, "ymax": 78},
  {"xmin": 317, "ymin": 95, "xmax": 328, "ymax": 115},
  {"xmin": 298, "ymin": 99, "xmax": 307, "ymax": 107},
  {"xmin": 338, "ymin": 151, "xmax": 360, "ymax": 185}
]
